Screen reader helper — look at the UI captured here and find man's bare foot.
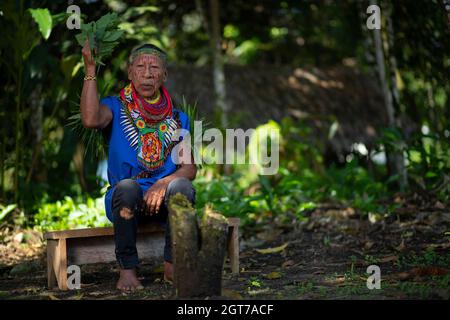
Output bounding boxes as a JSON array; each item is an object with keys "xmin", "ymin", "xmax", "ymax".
[
  {"xmin": 164, "ymin": 261, "xmax": 173, "ymax": 282},
  {"xmin": 116, "ymin": 268, "xmax": 144, "ymax": 292}
]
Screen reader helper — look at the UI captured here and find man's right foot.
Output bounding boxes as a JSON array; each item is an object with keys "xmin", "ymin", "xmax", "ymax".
[
  {"xmin": 116, "ymin": 268, "xmax": 144, "ymax": 292},
  {"xmin": 164, "ymin": 261, "xmax": 173, "ymax": 282}
]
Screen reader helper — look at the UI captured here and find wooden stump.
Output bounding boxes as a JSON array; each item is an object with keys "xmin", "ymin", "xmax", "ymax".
[{"xmin": 168, "ymin": 193, "xmax": 229, "ymax": 298}]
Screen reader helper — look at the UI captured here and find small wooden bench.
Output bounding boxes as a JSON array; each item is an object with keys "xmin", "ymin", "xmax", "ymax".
[{"xmin": 45, "ymin": 218, "xmax": 239, "ymax": 290}]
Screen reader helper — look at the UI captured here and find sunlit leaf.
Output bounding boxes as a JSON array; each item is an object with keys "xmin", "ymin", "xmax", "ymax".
[
  {"xmin": 256, "ymin": 243, "xmax": 288, "ymax": 254},
  {"xmin": 29, "ymin": 8, "xmax": 53, "ymax": 40}
]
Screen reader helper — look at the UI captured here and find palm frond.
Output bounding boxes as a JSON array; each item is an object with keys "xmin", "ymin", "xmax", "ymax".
[
  {"xmin": 66, "ymin": 83, "xmax": 114, "ymax": 160},
  {"xmin": 177, "ymin": 95, "xmax": 211, "ymax": 169}
]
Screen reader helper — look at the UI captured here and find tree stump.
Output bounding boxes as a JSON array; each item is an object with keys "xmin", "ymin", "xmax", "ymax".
[{"xmin": 168, "ymin": 193, "xmax": 228, "ymax": 298}]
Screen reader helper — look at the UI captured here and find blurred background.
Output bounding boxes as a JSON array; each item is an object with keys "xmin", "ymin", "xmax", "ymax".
[{"xmin": 0, "ymin": 0, "xmax": 449, "ymax": 250}]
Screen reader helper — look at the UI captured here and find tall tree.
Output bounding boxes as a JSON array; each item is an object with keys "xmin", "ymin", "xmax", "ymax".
[
  {"xmin": 370, "ymin": 0, "xmax": 407, "ymax": 189},
  {"xmin": 209, "ymin": 0, "xmax": 229, "ymax": 128}
]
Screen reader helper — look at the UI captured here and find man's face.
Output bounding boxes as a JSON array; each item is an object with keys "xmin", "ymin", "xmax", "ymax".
[{"xmin": 128, "ymin": 54, "xmax": 167, "ymax": 99}]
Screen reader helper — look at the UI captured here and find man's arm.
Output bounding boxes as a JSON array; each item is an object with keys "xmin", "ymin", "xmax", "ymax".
[
  {"xmin": 163, "ymin": 162, "xmax": 197, "ymax": 183},
  {"xmin": 80, "ymin": 39, "xmax": 112, "ymax": 129}
]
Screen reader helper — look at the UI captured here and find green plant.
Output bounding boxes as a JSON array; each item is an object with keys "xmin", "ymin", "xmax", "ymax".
[
  {"xmin": 297, "ymin": 281, "xmax": 314, "ymax": 295},
  {"xmin": 248, "ymin": 277, "xmax": 263, "ymax": 288},
  {"xmin": 396, "ymin": 250, "xmax": 450, "ymax": 269},
  {"xmin": 75, "ymin": 12, "xmax": 125, "ymax": 68},
  {"xmin": 364, "ymin": 255, "xmax": 379, "ymax": 265},
  {"xmin": 345, "ymin": 255, "xmax": 358, "ymax": 280},
  {"xmin": 33, "ymin": 195, "xmax": 111, "ymax": 232}
]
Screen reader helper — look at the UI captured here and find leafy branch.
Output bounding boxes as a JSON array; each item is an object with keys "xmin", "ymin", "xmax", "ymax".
[{"xmin": 75, "ymin": 12, "xmax": 124, "ymax": 69}]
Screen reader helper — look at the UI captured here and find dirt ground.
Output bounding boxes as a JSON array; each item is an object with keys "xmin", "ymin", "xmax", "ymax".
[{"xmin": 0, "ymin": 197, "xmax": 449, "ymax": 300}]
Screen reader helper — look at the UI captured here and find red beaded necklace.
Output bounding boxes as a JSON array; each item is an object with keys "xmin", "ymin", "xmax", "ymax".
[{"xmin": 120, "ymin": 82, "xmax": 173, "ymax": 125}]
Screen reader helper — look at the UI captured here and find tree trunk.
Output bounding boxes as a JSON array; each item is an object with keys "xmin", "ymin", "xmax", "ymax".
[
  {"xmin": 358, "ymin": 1, "xmax": 376, "ymax": 74},
  {"xmin": 385, "ymin": 1, "xmax": 408, "ymax": 189},
  {"xmin": 371, "ymin": 0, "xmax": 407, "ymax": 190},
  {"xmin": 208, "ymin": 0, "xmax": 232, "ymax": 175},
  {"xmin": 209, "ymin": 0, "xmax": 229, "ymax": 129},
  {"xmin": 26, "ymin": 85, "xmax": 46, "ymax": 184},
  {"xmin": 168, "ymin": 194, "xmax": 228, "ymax": 298}
]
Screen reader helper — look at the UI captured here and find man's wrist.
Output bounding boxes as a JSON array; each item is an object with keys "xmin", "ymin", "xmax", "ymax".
[{"xmin": 85, "ymin": 67, "xmax": 96, "ymax": 77}]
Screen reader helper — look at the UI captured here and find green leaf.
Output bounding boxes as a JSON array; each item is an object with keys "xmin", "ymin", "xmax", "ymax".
[
  {"xmin": 103, "ymin": 30, "xmax": 125, "ymax": 42},
  {"xmin": 0, "ymin": 204, "xmax": 17, "ymax": 221},
  {"xmin": 96, "ymin": 12, "xmax": 116, "ymax": 29},
  {"xmin": 75, "ymin": 33, "xmax": 86, "ymax": 46},
  {"xmin": 29, "ymin": 8, "xmax": 53, "ymax": 40},
  {"xmin": 425, "ymin": 171, "xmax": 437, "ymax": 178}
]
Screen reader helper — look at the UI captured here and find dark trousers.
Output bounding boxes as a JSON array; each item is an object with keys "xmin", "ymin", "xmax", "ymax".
[{"xmin": 111, "ymin": 177, "xmax": 195, "ymax": 269}]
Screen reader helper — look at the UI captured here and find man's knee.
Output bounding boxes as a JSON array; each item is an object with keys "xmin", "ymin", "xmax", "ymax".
[
  {"xmin": 166, "ymin": 177, "xmax": 195, "ymax": 203},
  {"xmin": 112, "ymin": 179, "xmax": 142, "ymax": 217}
]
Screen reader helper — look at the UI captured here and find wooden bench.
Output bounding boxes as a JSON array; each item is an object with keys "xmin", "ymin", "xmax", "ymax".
[{"xmin": 44, "ymin": 218, "xmax": 240, "ymax": 290}]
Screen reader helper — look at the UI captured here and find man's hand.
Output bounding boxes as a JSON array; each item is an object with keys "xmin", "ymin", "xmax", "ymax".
[
  {"xmin": 143, "ymin": 179, "xmax": 170, "ymax": 215},
  {"xmin": 82, "ymin": 39, "xmax": 96, "ymax": 75}
]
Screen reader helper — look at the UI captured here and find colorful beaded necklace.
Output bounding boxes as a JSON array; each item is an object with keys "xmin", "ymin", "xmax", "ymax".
[{"xmin": 119, "ymin": 82, "xmax": 181, "ymax": 171}]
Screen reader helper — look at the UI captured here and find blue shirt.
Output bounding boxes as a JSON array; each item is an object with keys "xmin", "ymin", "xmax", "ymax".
[{"xmin": 100, "ymin": 96, "xmax": 190, "ymax": 221}]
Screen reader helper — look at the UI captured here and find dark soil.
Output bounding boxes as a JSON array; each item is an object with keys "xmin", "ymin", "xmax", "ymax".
[{"xmin": 1, "ymin": 203, "xmax": 449, "ymax": 300}]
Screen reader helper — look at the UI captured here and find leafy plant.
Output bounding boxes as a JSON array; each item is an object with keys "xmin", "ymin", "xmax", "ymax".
[
  {"xmin": 176, "ymin": 96, "xmax": 211, "ymax": 169},
  {"xmin": 34, "ymin": 196, "xmax": 111, "ymax": 232},
  {"xmin": 75, "ymin": 12, "xmax": 125, "ymax": 68},
  {"xmin": 67, "ymin": 81, "xmax": 114, "ymax": 159},
  {"xmin": 248, "ymin": 277, "xmax": 262, "ymax": 288}
]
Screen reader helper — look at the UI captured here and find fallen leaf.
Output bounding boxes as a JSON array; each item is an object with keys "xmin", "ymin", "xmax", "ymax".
[
  {"xmin": 368, "ymin": 212, "xmax": 383, "ymax": 224},
  {"xmin": 396, "ymin": 267, "xmax": 450, "ymax": 280},
  {"xmin": 426, "ymin": 242, "xmax": 450, "ymax": 250},
  {"xmin": 379, "ymin": 255, "xmax": 398, "ymax": 263},
  {"xmin": 248, "ymin": 288, "xmax": 270, "ymax": 296},
  {"xmin": 265, "ymin": 271, "xmax": 282, "ymax": 280},
  {"xmin": 364, "ymin": 241, "xmax": 375, "ymax": 250},
  {"xmin": 255, "ymin": 243, "xmax": 288, "ymax": 254},
  {"xmin": 313, "ymin": 270, "xmax": 325, "ymax": 275},
  {"xmin": 222, "ymin": 289, "xmax": 243, "ymax": 299},
  {"xmin": 395, "ymin": 239, "xmax": 406, "ymax": 251},
  {"xmin": 282, "ymin": 260, "xmax": 295, "ymax": 268},
  {"xmin": 13, "ymin": 233, "xmax": 24, "ymax": 244},
  {"xmin": 324, "ymin": 277, "xmax": 346, "ymax": 285},
  {"xmin": 256, "ymin": 229, "xmax": 283, "ymax": 241},
  {"xmin": 48, "ymin": 294, "xmax": 60, "ymax": 300},
  {"xmin": 434, "ymin": 201, "xmax": 445, "ymax": 210}
]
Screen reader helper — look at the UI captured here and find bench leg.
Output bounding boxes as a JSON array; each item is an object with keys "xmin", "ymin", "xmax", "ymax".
[
  {"xmin": 227, "ymin": 225, "xmax": 240, "ymax": 274},
  {"xmin": 47, "ymin": 239, "xmax": 68, "ymax": 290},
  {"xmin": 47, "ymin": 240, "xmax": 57, "ymax": 289}
]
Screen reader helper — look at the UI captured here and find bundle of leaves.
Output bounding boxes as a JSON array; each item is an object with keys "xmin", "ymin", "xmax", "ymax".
[{"xmin": 75, "ymin": 12, "xmax": 124, "ymax": 68}]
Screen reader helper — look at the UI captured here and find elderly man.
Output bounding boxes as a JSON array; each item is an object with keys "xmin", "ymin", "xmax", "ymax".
[{"xmin": 80, "ymin": 40, "xmax": 196, "ymax": 292}]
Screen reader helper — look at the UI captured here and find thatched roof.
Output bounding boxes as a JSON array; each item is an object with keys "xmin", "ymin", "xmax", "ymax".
[{"xmin": 166, "ymin": 64, "xmax": 387, "ymax": 155}]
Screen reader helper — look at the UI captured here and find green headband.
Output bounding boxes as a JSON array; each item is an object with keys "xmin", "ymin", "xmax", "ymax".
[{"xmin": 128, "ymin": 47, "xmax": 167, "ymax": 65}]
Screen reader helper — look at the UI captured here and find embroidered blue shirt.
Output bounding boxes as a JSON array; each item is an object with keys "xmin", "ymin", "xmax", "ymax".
[{"xmin": 100, "ymin": 96, "xmax": 190, "ymax": 222}]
